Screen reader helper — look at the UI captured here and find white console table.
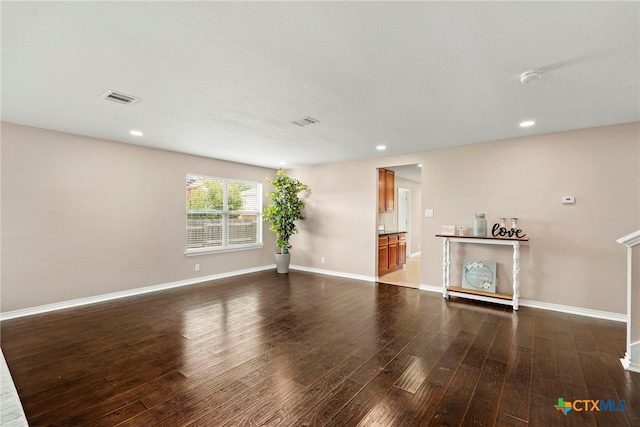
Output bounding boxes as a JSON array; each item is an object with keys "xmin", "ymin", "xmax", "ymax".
[{"xmin": 436, "ymin": 234, "xmax": 529, "ymax": 310}]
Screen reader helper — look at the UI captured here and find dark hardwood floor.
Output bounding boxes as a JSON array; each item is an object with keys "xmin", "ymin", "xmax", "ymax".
[{"xmin": 1, "ymin": 270, "xmax": 638, "ymax": 426}]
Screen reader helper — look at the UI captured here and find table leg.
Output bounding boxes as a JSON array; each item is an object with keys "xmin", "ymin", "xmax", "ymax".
[
  {"xmin": 442, "ymin": 238, "xmax": 450, "ymax": 298},
  {"xmin": 513, "ymin": 241, "xmax": 520, "ymax": 310}
]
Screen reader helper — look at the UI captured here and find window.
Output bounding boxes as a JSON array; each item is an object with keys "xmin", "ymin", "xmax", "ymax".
[{"xmin": 186, "ymin": 174, "xmax": 262, "ymax": 254}]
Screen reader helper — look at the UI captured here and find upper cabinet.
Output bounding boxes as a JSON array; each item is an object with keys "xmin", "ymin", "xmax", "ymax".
[{"xmin": 378, "ymin": 168, "xmax": 395, "ymax": 212}]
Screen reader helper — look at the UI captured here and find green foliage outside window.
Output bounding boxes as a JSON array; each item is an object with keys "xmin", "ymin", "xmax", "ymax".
[{"xmin": 187, "ymin": 179, "xmax": 251, "ymax": 213}]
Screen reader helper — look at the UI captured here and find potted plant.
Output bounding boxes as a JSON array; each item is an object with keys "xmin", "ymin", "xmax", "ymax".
[{"xmin": 263, "ymin": 169, "xmax": 309, "ymax": 273}]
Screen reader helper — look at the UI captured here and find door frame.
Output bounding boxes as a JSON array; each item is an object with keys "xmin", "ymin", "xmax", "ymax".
[{"xmin": 397, "ymin": 187, "xmax": 411, "ymax": 242}]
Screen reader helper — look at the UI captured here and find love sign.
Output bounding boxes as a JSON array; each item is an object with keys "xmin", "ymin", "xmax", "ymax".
[{"xmin": 492, "ymin": 223, "xmax": 526, "ymax": 239}]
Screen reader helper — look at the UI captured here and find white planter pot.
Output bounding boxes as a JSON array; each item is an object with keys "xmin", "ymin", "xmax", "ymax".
[{"xmin": 275, "ymin": 253, "xmax": 291, "ymax": 273}]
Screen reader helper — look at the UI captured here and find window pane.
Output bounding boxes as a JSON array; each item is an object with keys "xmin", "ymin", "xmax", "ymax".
[
  {"xmin": 187, "ymin": 177, "xmax": 224, "ymax": 211},
  {"xmin": 187, "ymin": 213, "xmax": 223, "ymax": 249},
  {"xmin": 229, "ymin": 214, "xmax": 258, "ymax": 246},
  {"xmin": 228, "ymin": 181, "xmax": 259, "ymax": 212}
]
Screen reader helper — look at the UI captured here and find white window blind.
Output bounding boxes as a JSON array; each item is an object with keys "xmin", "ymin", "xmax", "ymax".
[{"xmin": 186, "ymin": 174, "xmax": 262, "ymax": 253}]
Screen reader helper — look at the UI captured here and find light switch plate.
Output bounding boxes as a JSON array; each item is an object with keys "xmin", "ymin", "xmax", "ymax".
[{"xmin": 425, "ymin": 209, "xmax": 434, "ymax": 217}]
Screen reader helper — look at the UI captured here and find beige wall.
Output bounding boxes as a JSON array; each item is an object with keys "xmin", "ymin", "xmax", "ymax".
[
  {"xmin": 291, "ymin": 122, "xmax": 639, "ymax": 314},
  {"xmin": 287, "ymin": 160, "xmax": 377, "ymax": 274},
  {"xmin": 288, "ymin": 153, "xmax": 422, "ymax": 276},
  {"xmin": 421, "ymin": 123, "xmax": 638, "ymax": 313},
  {"xmin": 2, "ymin": 121, "xmax": 638, "ymax": 316},
  {"xmin": 1, "ymin": 123, "xmax": 277, "ymax": 312}
]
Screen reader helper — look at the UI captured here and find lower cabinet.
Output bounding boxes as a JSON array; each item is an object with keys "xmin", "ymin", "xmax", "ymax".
[
  {"xmin": 378, "ymin": 233, "xmax": 406, "ymax": 276},
  {"xmin": 388, "ymin": 235, "xmax": 399, "ymax": 270},
  {"xmin": 378, "ymin": 236, "xmax": 389, "ymax": 274}
]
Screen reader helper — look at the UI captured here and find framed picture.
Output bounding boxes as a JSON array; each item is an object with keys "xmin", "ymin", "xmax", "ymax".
[{"xmin": 462, "ymin": 259, "xmax": 497, "ymax": 293}]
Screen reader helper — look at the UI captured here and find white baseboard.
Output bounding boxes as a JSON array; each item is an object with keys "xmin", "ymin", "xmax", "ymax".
[
  {"xmin": 419, "ymin": 284, "xmax": 625, "ymax": 322},
  {"xmin": 290, "ymin": 265, "xmax": 376, "ymax": 283},
  {"xmin": 0, "ymin": 265, "xmax": 276, "ymax": 321},
  {"xmin": 518, "ymin": 298, "xmax": 625, "ymax": 322},
  {"xmin": 0, "ymin": 269, "xmax": 626, "ymax": 324},
  {"xmin": 420, "ymin": 284, "xmax": 443, "ymax": 294}
]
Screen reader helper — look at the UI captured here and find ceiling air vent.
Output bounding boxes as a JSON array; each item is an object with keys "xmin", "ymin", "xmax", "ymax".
[
  {"xmin": 292, "ymin": 116, "xmax": 320, "ymax": 127},
  {"xmin": 99, "ymin": 90, "xmax": 141, "ymax": 105}
]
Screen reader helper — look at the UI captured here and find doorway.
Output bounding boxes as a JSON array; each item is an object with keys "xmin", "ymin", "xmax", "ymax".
[{"xmin": 377, "ymin": 164, "xmax": 422, "ymax": 289}]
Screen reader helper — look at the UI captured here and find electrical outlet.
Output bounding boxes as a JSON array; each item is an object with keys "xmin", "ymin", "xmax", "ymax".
[
  {"xmin": 320, "ymin": 257, "xmax": 325, "ymax": 264},
  {"xmin": 195, "ymin": 264, "xmax": 200, "ymax": 272}
]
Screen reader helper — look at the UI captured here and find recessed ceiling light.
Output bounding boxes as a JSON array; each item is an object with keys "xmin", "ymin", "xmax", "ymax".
[
  {"xmin": 376, "ymin": 145, "xmax": 386, "ymax": 151},
  {"xmin": 130, "ymin": 130, "xmax": 143, "ymax": 136},
  {"xmin": 519, "ymin": 121, "xmax": 535, "ymax": 127},
  {"xmin": 279, "ymin": 161, "xmax": 286, "ymax": 165}
]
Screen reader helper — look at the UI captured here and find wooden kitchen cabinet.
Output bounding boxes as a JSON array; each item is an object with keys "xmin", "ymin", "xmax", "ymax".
[
  {"xmin": 388, "ymin": 234, "xmax": 399, "ymax": 270},
  {"xmin": 385, "ymin": 169, "xmax": 395, "ymax": 211},
  {"xmin": 378, "ymin": 169, "xmax": 386, "ymax": 212},
  {"xmin": 378, "ymin": 236, "xmax": 389, "ymax": 275},
  {"xmin": 377, "ymin": 168, "xmax": 395, "ymax": 212},
  {"xmin": 378, "ymin": 232, "xmax": 406, "ymax": 276}
]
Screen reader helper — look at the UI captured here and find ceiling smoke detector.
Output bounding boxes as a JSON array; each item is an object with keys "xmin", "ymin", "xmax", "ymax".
[
  {"xmin": 520, "ymin": 70, "xmax": 541, "ymax": 84},
  {"xmin": 100, "ymin": 90, "xmax": 141, "ymax": 105}
]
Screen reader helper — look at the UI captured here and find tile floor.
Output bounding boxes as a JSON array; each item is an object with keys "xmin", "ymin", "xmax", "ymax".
[{"xmin": 378, "ymin": 254, "xmax": 421, "ymax": 288}]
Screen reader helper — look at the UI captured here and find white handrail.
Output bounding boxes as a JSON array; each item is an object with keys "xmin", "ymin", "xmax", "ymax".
[{"xmin": 617, "ymin": 229, "xmax": 640, "ymax": 248}]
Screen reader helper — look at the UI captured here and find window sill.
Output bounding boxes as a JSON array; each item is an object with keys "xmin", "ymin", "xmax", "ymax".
[{"xmin": 185, "ymin": 244, "xmax": 264, "ymax": 257}]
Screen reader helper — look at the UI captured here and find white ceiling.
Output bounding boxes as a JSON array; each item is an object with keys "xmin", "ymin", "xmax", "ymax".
[{"xmin": 2, "ymin": 2, "xmax": 638, "ymax": 169}]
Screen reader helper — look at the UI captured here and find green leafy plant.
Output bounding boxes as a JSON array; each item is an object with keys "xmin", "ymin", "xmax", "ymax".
[{"xmin": 263, "ymin": 169, "xmax": 309, "ymax": 254}]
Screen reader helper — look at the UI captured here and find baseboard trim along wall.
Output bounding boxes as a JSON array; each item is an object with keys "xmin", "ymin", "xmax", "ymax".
[
  {"xmin": 0, "ymin": 268, "xmax": 625, "ymax": 323},
  {"xmin": 290, "ymin": 265, "xmax": 377, "ymax": 283},
  {"xmin": 419, "ymin": 284, "xmax": 626, "ymax": 322},
  {"xmin": 0, "ymin": 265, "xmax": 276, "ymax": 321}
]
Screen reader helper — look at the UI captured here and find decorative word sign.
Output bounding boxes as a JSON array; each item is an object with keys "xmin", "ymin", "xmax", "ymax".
[
  {"xmin": 492, "ymin": 223, "xmax": 526, "ymax": 238},
  {"xmin": 462, "ymin": 259, "xmax": 497, "ymax": 293}
]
